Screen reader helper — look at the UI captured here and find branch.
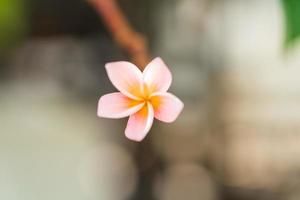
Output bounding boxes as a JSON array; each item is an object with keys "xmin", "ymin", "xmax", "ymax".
[{"xmin": 88, "ymin": 0, "xmax": 150, "ymax": 69}]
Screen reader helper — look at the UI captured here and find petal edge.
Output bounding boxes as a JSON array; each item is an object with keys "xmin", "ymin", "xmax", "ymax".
[
  {"xmin": 143, "ymin": 57, "xmax": 172, "ymax": 93},
  {"xmin": 150, "ymin": 92, "xmax": 184, "ymax": 123},
  {"xmin": 105, "ymin": 61, "xmax": 143, "ymax": 100},
  {"xmin": 97, "ymin": 92, "xmax": 144, "ymax": 119},
  {"xmin": 125, "ymin": 102, "xmax": 154, "ymax": 141}
]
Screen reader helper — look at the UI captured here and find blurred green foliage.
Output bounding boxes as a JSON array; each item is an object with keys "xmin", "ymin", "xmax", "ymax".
[
  {"xmin": 281, "ymin": 0, "xmax": 300, "ymax": 47},
  {"xmin": 0, "ymin": 0, "xmax": 27, "ymax": 52}
]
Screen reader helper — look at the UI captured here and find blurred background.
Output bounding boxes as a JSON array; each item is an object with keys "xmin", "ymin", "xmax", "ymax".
[{"xmin": 1, "ymin": 0, "xmax": 300, "ymax": 199}]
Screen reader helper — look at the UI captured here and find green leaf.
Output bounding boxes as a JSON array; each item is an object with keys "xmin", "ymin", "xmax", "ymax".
[
  {"xmin": 0, "ymin": 0, "xmax": 27, "ymax": 51},
  {"xmin": 281, "ymin": 0, "xmax": 300, "ymax": 47}
]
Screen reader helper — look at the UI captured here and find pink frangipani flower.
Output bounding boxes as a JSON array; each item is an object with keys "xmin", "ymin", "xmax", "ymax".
[{"xmin": 97, "ymin": 57, "xmax": 184, "ymax": 142}]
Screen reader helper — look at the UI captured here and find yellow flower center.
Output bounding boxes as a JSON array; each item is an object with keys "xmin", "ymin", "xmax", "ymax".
[{"xmin": 128, "ymin": 83, "xmax": 161, "ymax": 111}]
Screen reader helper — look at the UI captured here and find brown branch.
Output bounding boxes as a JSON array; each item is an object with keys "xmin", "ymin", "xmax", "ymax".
[{"xmin": 88, "ymin": 0, "xmax": 150, "ymax": 69}]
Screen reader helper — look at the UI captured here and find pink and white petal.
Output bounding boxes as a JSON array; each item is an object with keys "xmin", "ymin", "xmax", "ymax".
[
  {"xmin": 143, "ymin": 57, "xmax": 172, "ymax": 93},
  {"xmin": 105, "ymin": 61, "xmax": 143, "ymax": 100},
  {"xmin": 98, "ymin": 92, "xmax": 144, "ymax": 119},
  {"xmin": 125, "ymin": 102, "xmax": 154, "ymax": 142},
  {"xmin": 150, "ymin": 92, "xmax": 184, "ymax": 123}
]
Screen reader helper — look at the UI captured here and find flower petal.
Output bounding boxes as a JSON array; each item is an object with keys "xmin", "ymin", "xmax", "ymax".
[
  {"xmin": 98, "ymin": 92, "xmax": 144, "ymax": 119},
  {"xmin": 105, "ymin": 61, "xmax": 143, "ymax": 100},
  {"xmin": 143, "ymin": 57, "xmax": 172, "ymax": 93},
  {"xmin": 125, "ymin": 102, "xmax": 154, "ymax": 142},
  {"xmin": 150, "ymin": 92, "xmax": 184, "ymax": 123}
]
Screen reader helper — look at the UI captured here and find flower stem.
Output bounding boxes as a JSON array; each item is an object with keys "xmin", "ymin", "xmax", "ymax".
[{"xmin": 87, "ymin": 0, "xmax": 150, "ymax": 69}]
